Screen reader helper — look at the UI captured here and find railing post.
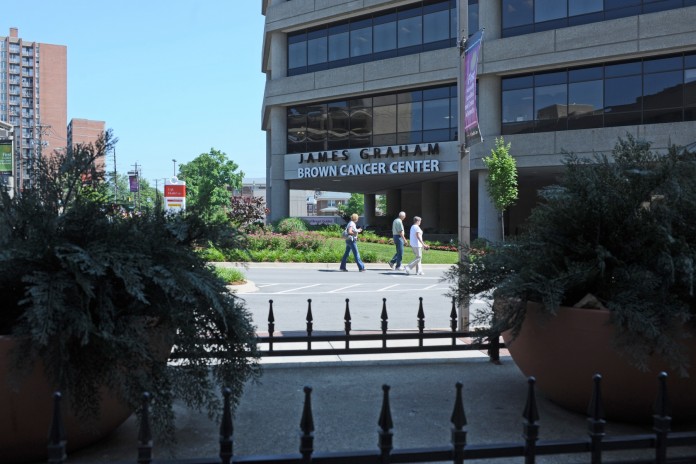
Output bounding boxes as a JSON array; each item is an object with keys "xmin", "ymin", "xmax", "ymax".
[
  {"xmin": 306, "ymin": 299, "xmax": 313, "ymax": 351},
  {"xmin": 451, "ymin": 382, "xmax": 467, "ymax": 464},
  {"xmin": 268, "ymin": 299, "xmax": 275, "ymax": 352},
  {"xmin": 299, "ymin": 386, "xmax": 315, "ymax": 463},
  {"xmin": 523, "ymin": 377, "xmax": 540, "ymax": 464},
  {"xmin": 47, "ymin": 392, "xmax": 66, "ymax": 464},
  {"xmin": 653, "ymin": 372, "xmax": 671, "ymax": 464},
  {"xmin": 220, "ymin": 387, "xmax": 234, "ymax": 464},
  {"xmin": 450, "ymin": 297, "xmax": 458, "ymax": 346},
  {"xmin": 417, "ymin": 297, "xmax": 425, "ymax": 347},
  {"xmin": 344, "ymin": 298, "xmax": 352, "ymax": 349},
  {"xmin": 137, "ymin": 392, "xmax": 153, "ymax": 464},
  {"xmin": 378, "ymin": 385, "xmax": 394, "ymax": 463},
  {"xmin": 381, "ymin": 298, "xmax": 388, "ymax": 349},
  {"xmin": 487, "ymin": 328, "xmax": 501, "ymax": 364},
  {"xmin": 587, "ymin": 374, "xmax": 606, "ymax": 464}
]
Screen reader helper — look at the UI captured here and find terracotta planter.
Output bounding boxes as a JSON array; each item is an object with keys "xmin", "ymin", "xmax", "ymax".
[
  {"xmin": 502, "ymin": 302, "xmax": 696, "ymax": 422},
  {"xmin": 0, "ymin": 327, "xmax": 173, "ymax": 463}
]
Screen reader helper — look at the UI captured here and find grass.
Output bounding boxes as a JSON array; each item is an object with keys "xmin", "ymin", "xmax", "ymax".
[
  {"xmin": 343, "ymin": 239, "xmax": 458, "ymax": 265},
  {"xmin": 213, "ymin": 266, "xmax": 246, "ymax": 284}
]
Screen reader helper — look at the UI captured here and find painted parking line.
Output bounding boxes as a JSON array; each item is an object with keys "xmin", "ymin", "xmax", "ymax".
[
  {"xmin": 327, "ymin": 284, "xmax": 361, "ymax": 293},
  {"xmin": 275, "ymin": 283, "xmax": 321, "ymax": 294},
  {"xmin": 377, "ymin": 284, "xmax": 400, "ymax": 292}
]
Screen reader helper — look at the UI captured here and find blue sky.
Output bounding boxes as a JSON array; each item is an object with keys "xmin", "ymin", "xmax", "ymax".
[{"xmin": 2, "ymin": 1, "xmax": 266, "ymax": 185}]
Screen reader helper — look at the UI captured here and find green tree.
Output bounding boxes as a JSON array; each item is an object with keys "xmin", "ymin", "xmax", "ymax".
[
  {"xmin": 339, "ymin": 192, "xmax": 364, "ymax": 216},
  {"xmin": 376, "ymin": 194, "xmax": 387, "ymax": 215},
  {"xmin": 178, "ymin": 148, "xmax": 243, "ymax": 225},
  {"xmin": 482, "ymin": 137, "xmax": 518, "ymax": 241}
]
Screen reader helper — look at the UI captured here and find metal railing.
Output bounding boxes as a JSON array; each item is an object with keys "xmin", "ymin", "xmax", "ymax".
[
  {"xmin": 46, "ymin": 373, "xmax": 696, "ymax": 464},
  {"xmin": 255, "ymin": 297, "xmax": 502, "ymax": 362}
]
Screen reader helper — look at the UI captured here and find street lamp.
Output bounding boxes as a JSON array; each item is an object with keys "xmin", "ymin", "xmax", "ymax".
[{"xmin": 172, "ymin": 159, "xmax": 177, "ymax": 177}]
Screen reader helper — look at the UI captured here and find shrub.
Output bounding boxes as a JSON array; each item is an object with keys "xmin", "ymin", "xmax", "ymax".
[
  {"xmin": 276, "ymin": 217, "xmax": 308, "ymax": 234},
  {"xmin": 287, "ymin": 232, "xmax": 322, "ymax": 251},
  {"xmin": 214, "ymin": 266, "xmax": 246, "ymax": 284}
]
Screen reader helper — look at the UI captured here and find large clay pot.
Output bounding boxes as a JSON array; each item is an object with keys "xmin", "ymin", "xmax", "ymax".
[
  {"xmin": 0, "ymin": 327, "xmax": 173, "ymax": 463},
  {"xmin": 502, "ymin": 302, "xmax": 696, "ymax": 422}
]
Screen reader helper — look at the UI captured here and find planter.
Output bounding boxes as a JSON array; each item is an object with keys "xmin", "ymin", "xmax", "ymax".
[
  {"xmin": 502, "ymin": 302, "xmax": 696, "ymax": 422},
  {"xmin": 0, "ymin": 326, "xmax": 173, "ymax": 463}
]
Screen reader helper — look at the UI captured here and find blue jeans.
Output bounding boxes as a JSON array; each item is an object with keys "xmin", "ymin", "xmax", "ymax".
[
  {"xmin": 390, "ymin": 235, "xmax": 404, "ymax": 267},
  {"xmin": 340, "ymin": 238, "xmax": 365, "ymax": 270}
]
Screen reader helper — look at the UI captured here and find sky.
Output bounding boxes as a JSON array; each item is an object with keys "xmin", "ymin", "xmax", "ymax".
[{"xmin": 2, "ymin": 1, "xmax": 267, "ymax": 186}]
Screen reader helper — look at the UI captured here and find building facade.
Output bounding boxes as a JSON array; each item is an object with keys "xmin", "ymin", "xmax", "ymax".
[
  {"xmin": 1, "ymin": 27, "xmax": 67, "ymax": 192},
  {"xmin": 262, "ymin": 0, "xmax": 696, "ymax": 242},
  {"xmin": 68, "ymin": 118, "xmax": 106, "ymax": 172}
]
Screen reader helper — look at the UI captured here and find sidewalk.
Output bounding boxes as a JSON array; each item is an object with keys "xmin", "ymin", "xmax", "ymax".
[{"xmin": 56, "ymin": 352, "xmax": 669, "ymax": 464}]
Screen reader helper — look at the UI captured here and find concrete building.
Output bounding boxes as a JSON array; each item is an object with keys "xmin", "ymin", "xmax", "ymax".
[
  {"xmin": 1, "ymin": 27, "xmax": 67, "ymax": 192},
  {"xmin": 261, "ymin": 0, "xmax": 696, "ymax": 242},
  {"xmin": 68, "ymin": 118, "xmax": 106, "ymax": 172}
]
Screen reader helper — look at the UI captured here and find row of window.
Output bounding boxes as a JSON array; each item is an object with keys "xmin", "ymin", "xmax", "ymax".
[
  {"xmin": 503, "ymin": 0, "xmax": 696, "ymax": 37},
  {"xmin": 502, "ymin": 52, "xmax": 696, "ymax": 134},
  {"xmin": 287, "ymin": 85, "xmax": 458, "ymax": 153},
  {"xmin": 287, "ymin": 0, "xmax": 478, "ymax": 76}
]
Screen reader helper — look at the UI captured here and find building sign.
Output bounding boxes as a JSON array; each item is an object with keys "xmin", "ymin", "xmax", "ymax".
[
  {"xmin": 128, "ymin": 174, "xmax": 139, "ymax": 193},
  {"xmin": 0, "ymin": 141, "xmax": 12, "ymax": 174},
  {"xmin": 164, "ymin": 177, "xmax": 186, "ymax": 212},
  {"xmin": 462, "ymin": 29, "xmax": 484, "ymax": 147},
  {"xmin": 295, "ymin": 143, "xmax": 440, "ymax": 179}
]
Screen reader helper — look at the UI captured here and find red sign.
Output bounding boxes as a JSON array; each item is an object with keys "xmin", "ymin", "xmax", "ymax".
[{"xmin": 164, "ymin": 184, "xmax": 186, "ymax": 197}]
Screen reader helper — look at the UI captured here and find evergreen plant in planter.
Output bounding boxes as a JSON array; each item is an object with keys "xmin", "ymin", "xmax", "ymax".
[
  {"xmin": 446, "ymin": 135, "xmax": 696, "ymax": 421},
  {"xmin": 0, "ymin": 131, "xmax": 259, "ymax": 462}
]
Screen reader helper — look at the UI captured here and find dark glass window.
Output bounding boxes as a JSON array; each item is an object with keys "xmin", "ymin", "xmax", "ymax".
[
  {"xmin": 374, "ymin": 19, "xmax": 397, "ymax": 53},
  {"xmin": 569, "ymin": 0, "xmax": 603, "ymax": 15},
  {"xmin": 643, "ymin": 71, "xmax": 683, "ymax": 109},
  {"xmin": 423, "ymin": 9, "xmax": 449, "ymax": 44},
  {"xmin": 287, "ymin": 1, "xmax": 459, "ymax": 75},
  {"xmin": 535, "ymin": 0, "xmax": 567, "ymax": 22},
  {"xmin": 285, "ymin": 85, "xmax": 456, "ymax": 153},
  {"xmin": 502, "ymin": 52, "xmax": 696, "ymax": 134},
  {"xmin": 468, "ymin": 0, "xmax": 479, "ymax": 35},
  {"xmin": 502, "ymin": 0, "xmax": 534, "ymax": 28}
]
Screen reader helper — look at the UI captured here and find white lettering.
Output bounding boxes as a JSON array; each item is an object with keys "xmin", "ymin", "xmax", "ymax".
[
  {"xmin": 378, "ymin": 162, "xmax": 386, "ymax": 174},
  {"xmin": 339, "ymin": 165, "xmax": 349, "ymax": 176},
  {"xmin": 431, "ymin": 159, "xmax": 439, "ymax": 171}
]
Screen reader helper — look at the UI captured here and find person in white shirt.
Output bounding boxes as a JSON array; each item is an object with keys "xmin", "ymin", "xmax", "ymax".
[{"xmin": 404, "ymin": 216, "xmax": 429, "ymax": 275}]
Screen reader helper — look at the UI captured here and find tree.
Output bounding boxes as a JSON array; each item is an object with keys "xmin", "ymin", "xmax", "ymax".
[
  {"xmin": 339, "ymin": 192, "xmax": 364, "ymax": 216},
  {"xmin": 178, "ymin": 148, "xmax": 244, "ymax": 225},
  {"xmin": 376, "ymin": 194, "xmax": 387, "ymax": 215},
  {"xmin": 482, "ymin": 137, "xmax": 518, "ymax": 241}
]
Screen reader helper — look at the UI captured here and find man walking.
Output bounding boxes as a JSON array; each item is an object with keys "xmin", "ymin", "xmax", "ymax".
[{"xmin": 388, "ymin": 211, "xmax": 406, "ymax": 271}]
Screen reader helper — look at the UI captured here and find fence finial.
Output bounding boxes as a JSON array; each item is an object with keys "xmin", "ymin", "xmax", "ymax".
[
  {"xmin": 137, "ymin": 392, "xmax": 153, "ymax": 464},
  {"xmin": 300, "ymin": 386, "xmax": 315, "ymax": 463},
  {"xmin": 378, "ymin": 384, "xmax": 394, "ymax": 461},
  {"xmin": 653, "ymin": 372, "xmax": 671, "ymax": 463},
  {"xmin": 451, "ymin": 382, "xmax": 467, "ymax": 464},
  {"xmin": 587, "ymin": 374, "xmax": 606, "ymax": 464},
  {"xmin": 381, "ymin": 298, "xmax": 389, "ymax": 349},
  {"xmin": 417, "ymin": 297, "xmax": 425, "ymax": 346},
  {"xmin": 523, "ymin": 377, "xmax": 540, "ymax": 463},
  {"xmin": 220, "ymin": 387, "xmax": 234, "ymax": 464},
  {"xmin": 47, "ymin": 391, "xmax": 66, "ymax": 464}
]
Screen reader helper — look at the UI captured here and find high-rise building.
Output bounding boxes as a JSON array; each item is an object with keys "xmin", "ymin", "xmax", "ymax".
[
  {"xmin": 1, "ymin": 27, "xmax": 67, "ymax": 191},
  {"xmin": 262, "ymin": 0, "xmax": 696, "ymax": 243},
  {"xmin": 68, "ymin": 118, "xmax": 106, "ymax": 172}
]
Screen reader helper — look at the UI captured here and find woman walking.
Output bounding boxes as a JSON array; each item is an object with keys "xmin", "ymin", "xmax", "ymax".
[
  {"xmin": 339, "ymin": 213, "xmax": 366, "ymax": 272},
  {"xmin": 404, "ymin": 216, "xmax": 429, "ymax": 275}
]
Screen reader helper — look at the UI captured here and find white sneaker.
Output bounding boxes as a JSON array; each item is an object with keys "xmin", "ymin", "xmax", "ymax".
[
  {"xmin": 388, "ymin": 262, "xmax": 395, "ymax": 270},
  {"xmin": 417, "ymin": 271, "xmax": 425, "ymax": 276},
  {"xmin": 397, "ymin": 266, "xmax": 406, "ymax": 271},
  {"xmin": 404, "ymin": 268, "xmax": 410, "ymax": 275}
]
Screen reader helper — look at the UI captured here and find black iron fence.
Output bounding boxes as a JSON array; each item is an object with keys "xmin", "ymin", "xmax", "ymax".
[
  {"xmin": 255, "ymin": 297, "xmax": 502, "ymax": 362},
  {"xmin": 46, "ymin": 373, "xmax": 696, "ymax": 464}
]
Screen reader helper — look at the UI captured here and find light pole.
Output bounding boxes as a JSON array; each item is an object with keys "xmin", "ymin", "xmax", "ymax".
[{"xmin": 172, "ymin": 159, "xmax": 177, "ymax": 177}]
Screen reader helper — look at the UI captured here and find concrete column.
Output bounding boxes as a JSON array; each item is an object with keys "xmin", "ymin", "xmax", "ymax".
[
  {"xmin": 478, "ymin": 75, "xmax": 501, "ymax": 138},
  {"xmin": 363, "ymin": 194, "xmax": 376, "ymax": 227},
  {"xmin": 270, "ymin": 31, "xmax": 287, "ymax": 80},
  {"xmin": 421, "ymin": 182, "xmax": 438, "ymax": 232},
  {"xmin": 268, "ymin": 106, "xmax": 289, "ymax": 222},
  {"xmin": 386, "ymin": 189, "xmax": 401, "ymax": 218},
  {"xmin": 479, "ymin": 0, "xmax": 502, "ymax": 40},
  {"xmin": 477, "ymin": 171, "xmax": 501, "ymax": 242}
]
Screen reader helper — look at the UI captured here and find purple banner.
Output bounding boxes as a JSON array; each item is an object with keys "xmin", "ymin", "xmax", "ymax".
[
  {"xmin": 463, "ymin": 29, "xmax": 484, "ymax": 147},
  {"xmin": 128, "ymin": 175, "xmax": 139, "ymax": 192}
]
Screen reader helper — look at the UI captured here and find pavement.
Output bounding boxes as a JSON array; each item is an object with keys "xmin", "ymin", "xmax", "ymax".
[{"xmin": 32, "ymin": 264, "xmax": 696, "ymax": 463}]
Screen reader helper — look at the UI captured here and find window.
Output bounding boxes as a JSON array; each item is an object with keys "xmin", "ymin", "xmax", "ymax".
[
  {"xmin": 286, "ymin": 84, "xmax": 457, "ymax": 153},
  {"xmin": 504, "ymin": 0, "xmax": 693, "ymax": 37},
  {"xmin": 287, "ymin": 0, "xmax": 459, "ymax": 76}
]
